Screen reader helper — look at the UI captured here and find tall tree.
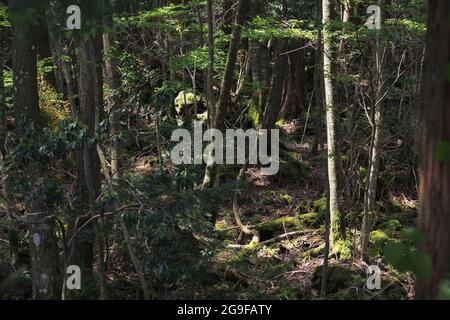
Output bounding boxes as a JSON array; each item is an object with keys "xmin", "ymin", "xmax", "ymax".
[
  {"xmin": 249, "ymin": 0, "xmax": 269, "ymax": 111},
  {"xmin": 322, "ymin": 0, "xmax": 345, "ymax": 246},
  {"xmin": 103, "ymin": 0, "xmax": 122, "ymax": 183},
  {"xmin": 416, "ymin": 0, "xmax": 450, "ymax": 300},
  {"xmin": 206, "ymin": 0, "xmax": 215, "ymax": 128},
  {"xmin": 202, "ymin": 0, "xmax": 246, "ymax": 189},
  {"xmin": 65, "ymin": 0, "xmax": 107, "ymax": 300},
  {"xmin": 360, "ymin": 0, "xmax": 385, "ymax": 260},
  {"xmin": 9, "ymin": 0, "xmax": 60, "ymax": 299},
  {"xmin": 260, "ymin": 39, "xmax": 289, "ymax": 130}
]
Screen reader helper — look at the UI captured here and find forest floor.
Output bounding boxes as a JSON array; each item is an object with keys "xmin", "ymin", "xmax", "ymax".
[
  {"xmin": 170, "ymin": 121, "xmax": 418, "ymax": 300},
  {"xmin": 0, "ymin": 121, "xmax": 418, "ymax": 300}
]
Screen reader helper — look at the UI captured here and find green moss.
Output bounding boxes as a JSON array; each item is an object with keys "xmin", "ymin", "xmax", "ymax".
[
  {"xmin": 332, "ymin": 240, "xmax": 352, "ymax": 260},
  {"xmin": 259, "ymin": 216, "xmax": 301, "ymax": 232},
  {"xmin": 370, "ymin": 229, "xmax": 389, "ymax": 244},
  {"xmin": 313, "ymin": 197, "xmax": 327, "ymax": 213},
  {"xmin": 219, "ymin": 247, "xmax": 253, "ymax": 267},
  {"xmin": 279, "ymin": 193, "xmax": 294, "ymax": 205},
  {"xmin": 306, "ymin": 243, "xmax": 325, "ymax": 257},
  {"xmin": 298, "ymin": 212, "xmax": 324, "ymax": 227},
  {"xmin": 215, "ymin": 221, "xmax": 228, "ymax": 231},
  {"xmin": 381, "ymin": 219, "xmax": 402, "ymax": 237},
  {"xmin": 247, "ymin": 100, "xmax": 261, "ymax": 127},
  {"xmin": 215, "ymin": 220, "xmax": 238, "ymax": 240}
]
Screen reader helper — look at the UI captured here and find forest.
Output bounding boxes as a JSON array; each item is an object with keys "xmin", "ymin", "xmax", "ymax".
[{"xmin": 0, "ymin": 0, "xmax": 449, "ymax": 301}]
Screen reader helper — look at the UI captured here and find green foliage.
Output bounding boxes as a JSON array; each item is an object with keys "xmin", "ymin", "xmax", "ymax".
[
  {"xmin": 2, "ymin": 69, "xmax": 12, "ymax": 89},
  {"xmin": 313, "ymin": 196, "xmax": 327, "ymax": 214},
  {"xmin": 370, "ymin": 230, "xmax": 388, "ymax": 245},
  {"xmin": 381, "ymin": 219, "xmax": 403, "ymax": 237},
  {"xmin": 383, "ymin": 229, "xmax": 431, "ymax": 283},
  {"xmin": 173, "ymin": 48, "xmax": 227, "ymax": 74},
  {"xmin": 39, "ymin": 84, "xmax": 68, "ymax": 128},
  {"xmin": 37, "ymin": 58, "xmax": 56, "ymax": 76},
  {"xmin": 247, "ymin": 100, "xmax": 261, "ymax": 127},
  {"xmin": 332, "ymin": 240, "xmax": 352, "ymax": 260},
  {"xmin": 386, "ymin": 19, "xmax": 426, "ymax": 35},
  {"xmin": 243, "ymin": 17, "xmax": 317, "ymax": 42},
  {"xmin": 0, "ymin": 3, "xmax": 10, "ymax": 28}
]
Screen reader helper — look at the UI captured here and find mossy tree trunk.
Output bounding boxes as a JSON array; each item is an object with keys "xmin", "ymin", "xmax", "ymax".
[{"xmin": 322, "ymin": 0, "xmax": 345, "ymax": 247}]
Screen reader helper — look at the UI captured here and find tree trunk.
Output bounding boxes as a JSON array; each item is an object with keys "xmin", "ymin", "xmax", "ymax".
[
  {"xmin": 416, "ymin": 0, "xmax": 450, "ymax": 300},
  {"xmin": 9, "ymin": 0, "xmax": 60, "ymax": 299},
  {"xmin": 202, "ymin": 0, "xmax": 246, "ymax": 189},
  {"xmin": 206, "ymin": 0, "xmax": 216, "ymax": 128},
  {"xmin": 103, "ymin": 2, "xmax": 122, "ymax": 183},
  {"xmin": 10, "ymin": 0, "xmax": 40, "ymax": 128},
  {"xmin": 46, "ymin": 0, "xmax": 79, "ymax": 118},
  {"xmin": 249, "ymin": 0, "xmax": 269, "ymax": 111},
  {"xmin": 312, "ymin": 0, "xmax": 323, "ymax": 156},
  {"xmin": 323, "ymin": 0, "xmax": 345, "ymax": 246},
  {"xmin": 261, "ymin": 39, "xmax": 289, "ymax": 130}
]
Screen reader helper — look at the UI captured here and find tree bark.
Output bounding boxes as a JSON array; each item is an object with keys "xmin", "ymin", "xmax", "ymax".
[
  {"xmin": 202, "ymin": 0, "xmax": 246, "ymax": 189},
  {"xmin": 206, "ymin": 0, "xmax": 216, "ymax": 128},
  {"xmin": 323, "ymin": 0, "xmax": 345, "ymax": 246},
  {"xmin": 46, "ymin": 0, "xmax": 79, "ymax": 118},
  {"xmin": 261, "ymin": 39, "xmax": 289, "ymax": 130},
  {"xmin": 103, "ymin": 2, "xmax": 122, "ymax": 183},
  {"xmin": 416, "ymin": 0, "xmax": 450, "ymax": 300},
  {"xmin": 9, "ymin": 0, "xmax": 60, "ymax": 299},
  {"xmin": 360, "ymin": 0, "xmax": 385, "ymax": 260}
]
